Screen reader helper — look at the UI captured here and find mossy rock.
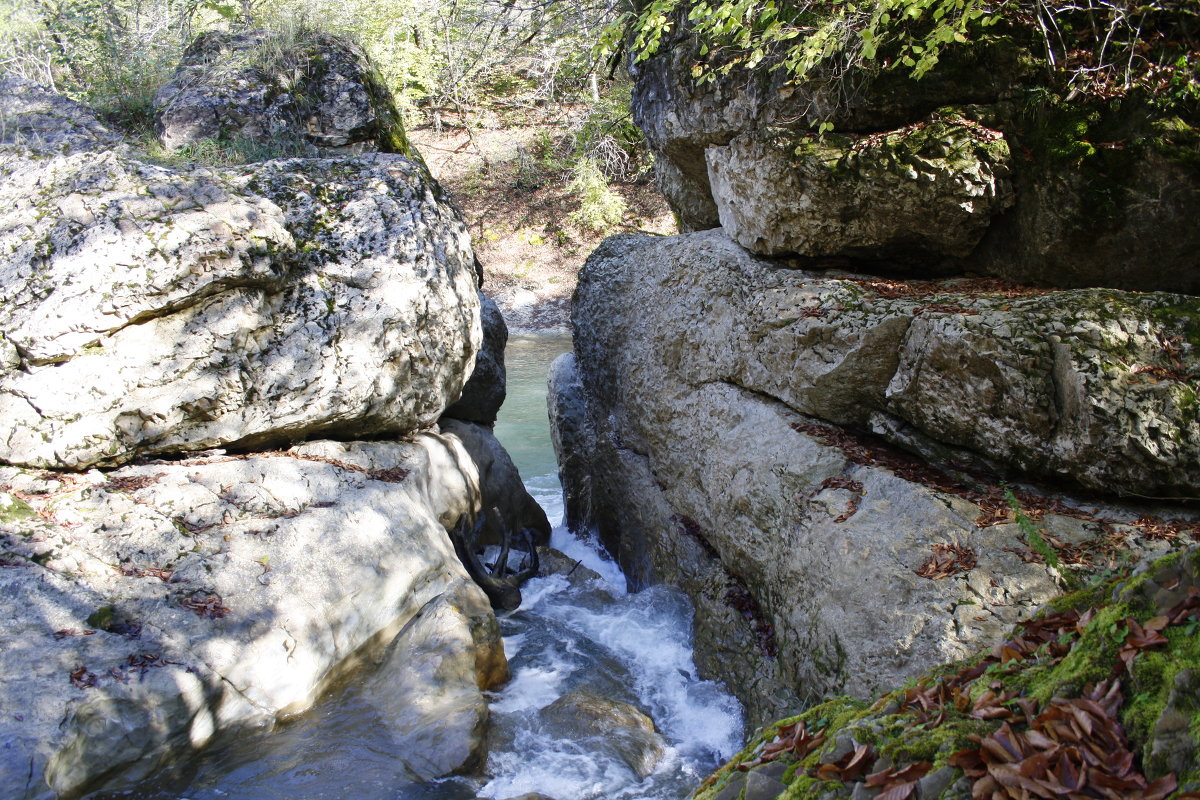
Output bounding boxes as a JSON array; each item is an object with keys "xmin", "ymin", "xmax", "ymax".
[{"xmin": 689, "ymin": 547, "xmax": 1200, "ymax": 799}]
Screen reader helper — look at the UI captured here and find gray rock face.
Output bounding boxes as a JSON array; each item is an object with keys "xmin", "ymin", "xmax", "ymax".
[
  {"xmin": 0, "ymin": 75, "xmax": 124, "ymax": 156},
  {"xmin": 708, "ymin": 119, "xmax": 1013, "ymax": 262},
  {"xmin": 629, "ymin": 20, "xmax": 1014, "ymax": 235},
  {"xmin": 0, "ymin": 147, "xmax": 479, "ymax": 469},
  {"xmin": 154, "ymin": 29, "xmax": 408, "ymax": 155},
  {"xmin": 630, "ymin": 25, "xmax": 1200, "ymax": 292},
  {"xmin": 444, "ymin": 293, "xmax": 508, "ymax": 425},
  {"xmin": 362, "ymin": 581, "xmax": 503, "ymax": 781},
  {"xmin": 570, "ymin": 231, "xmax": 1199, "ymax": 498},
  {"xmin": 0, "ymin": 436, "xmax": 506, "ymax": 799},
  {"xmin": 552, "ymin": 230, "xmax": 1197, "ymax": 724},
  {"xmin": 547, "ymin": 353, "xmax": 596, "ymax": 535},
  {"xmin": 971, "ymin": 146, "xmax": 1200, "ymax": 293}
]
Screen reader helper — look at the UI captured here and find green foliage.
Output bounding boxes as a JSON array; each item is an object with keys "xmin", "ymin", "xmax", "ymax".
[
  {"xmin": 621, "ymin": 0, "xmax": 996, "ymax": 92},
  {"xmin": 1003, "ymin": 486, "xmax": 1061, "ymax": 571},
  {"xmin": 568, "ymin": 157, "xmax": 629, "ymax": 232},
  {"xmin": 570, "ymin": 83, "xmax": 653, "ymax": 181},
  {"xmin": 616, "ymin": 0, "xmax": 1200, "ymax": 122},
  {"xmin": 0, "ymin": 0, "xmax": 224, "ymax": 131}
]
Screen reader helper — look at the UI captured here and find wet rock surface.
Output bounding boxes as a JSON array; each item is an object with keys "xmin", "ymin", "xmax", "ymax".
[{"xmin": 539, "ymin": 690, "xmax": 666, "ymax": 779}]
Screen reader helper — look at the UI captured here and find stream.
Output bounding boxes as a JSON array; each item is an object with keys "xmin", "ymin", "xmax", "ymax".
[{"xmin": 95, "ymin": 334, "xmax": 743, "ymax": 800}]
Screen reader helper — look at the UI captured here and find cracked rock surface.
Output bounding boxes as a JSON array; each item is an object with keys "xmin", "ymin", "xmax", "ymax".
[
  {"xmin": 154, "ymin": 29, "xmax": 408, "ymax": 155},
  {"xmin": 0, "ymin": 116, "xmax": 478, "ymax": 468},
  {"xmin": 0, "ymin": 435, "xmax": 506, "ymax": 799},
  {"xmin": 551, "ymin": 230, "xmax": 1199, "ymax": 725},
  {"xmin": 707, "ymin": 119, "xmax": 1013, "ymax": 263}
]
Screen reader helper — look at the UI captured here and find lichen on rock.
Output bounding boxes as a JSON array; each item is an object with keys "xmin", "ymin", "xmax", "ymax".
[
  {"xmin": 708, "ymin": 114, "xmax": 1013, "ymax": 264},
  {"xmin": 0, "ymin": 143, "xmax": 479, "ymax": 469},
  {"xmin": 154, "ymin": 28, "xmax": 412, "ymax": 158}
]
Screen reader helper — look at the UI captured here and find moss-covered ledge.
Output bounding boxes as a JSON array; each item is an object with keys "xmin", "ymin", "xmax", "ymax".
[{"xmin": 693, "ymin": 547, "xmax": 1200, "ymax": 800}]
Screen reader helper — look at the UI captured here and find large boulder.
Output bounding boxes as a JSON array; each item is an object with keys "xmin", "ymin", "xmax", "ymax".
[
  {"xmin": 629, "ymin": 16, "xmax": 1018, "ymax": 234},
  {"xmin": 538, "ymin": 690, "xmax": 666, "ymax": 779},
  {"xmin": 630, "ymin": 18, "xmax": 1200, "ymax": 292},
  {"xmin": 154, "ymin": 29, "xmax": 411, "ymax": 156},
  {"xmin": 707, "ymin": 117, "xmax": 1013, "ymax": 264},
  {"xmin": 552, "ymin": 230, "xmax": 1200, "ymax": 724},
  {"xmin": 0, "ymin": 146, "xmax": 479, "ymax": 469},
  {"xmin": 0, "ymin": 436, "xmax": 506, "ymax": 799},
  {"xmin": 359, "ymin": 580, "xmax": 504, "ymax": 781},
  {"xmin": 567, "ymin": 231, "xmax": 1200, "ymax": 499}
]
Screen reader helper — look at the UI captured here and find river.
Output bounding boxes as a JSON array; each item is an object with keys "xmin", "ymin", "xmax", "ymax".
[{"xmin": 94, "ymin": 334, "xmax": 742, "ymax": 800}]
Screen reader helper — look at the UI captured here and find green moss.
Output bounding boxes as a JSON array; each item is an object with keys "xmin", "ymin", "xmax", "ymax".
[
  {"xmin": 1046, "ymin": 581, "xmax": 1112, "ymax": 614},
  {"xmin": 1124, "ymin": 624, "xmax": 1200, "ymax": 760},
  {"xmin": 1150, "ymin": 296, "xmax": 1200, "ymax": 350},
  {"xmin": 873, "ymin": 712, "xmax": 996, "ymax": 767},
  {"xmin": 779, "ymin": 774, "xmax": 845, "ymax": 799},
  {"xmin": 803, "ymin": 696, "xmax": 872, "ymax": 737},
  {"xmin": 1026, "ymin": 603, "xmax": 1132, "ymax": 703},
  {"xmin": 0, "ymin": 492, "xmax": 36, "ymax": 524},
  {"xmin": 86, "ymin": 605, "xmax": 115, "ymax": 630}
]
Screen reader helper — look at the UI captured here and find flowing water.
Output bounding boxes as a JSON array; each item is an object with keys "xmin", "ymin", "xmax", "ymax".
[{"xmin": 96, "ymin": 334, "xmax": 743, "ymax": 800}]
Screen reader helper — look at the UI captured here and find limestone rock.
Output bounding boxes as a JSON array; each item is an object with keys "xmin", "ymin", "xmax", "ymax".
[
  {"xmin": 553, "ymin": 229, "xmax": 1196, "ymax": 723},
  {"xmin": 629, "ymin": 18, "xmax": 1015, "ymax": 234},
  {"xmin": 538, "ymin": 690, "xmax": 665, "ymax": 778},
  {"xmin": 629, "ymin": 21, "xmax": 1200, "ymax": 292},
  {"xmin": 0, "ymin": 148, "xmax": 479, "ymax": 469},
  {"xmin": 707, "ymin": 119, "xmax": 1013, "ymax": 263},
  {"xmin": 444, "ymin": 293, "xmax": 508, "ymax": 425},
  {"xmin": 569, "ymin": 231, "xmax": 1200, "ymax": 498},
  {"xmin": 882, "ymin": 294, "xmax": 1200, "ymax": 499},
  {"xmin": 362, "ymin": 581, "xmax": 503, "ymax": 780},
  {"xmin": 438, "ymin": 418, "xmax": 551, "ymax": 547},
  {"xmin": 154, "ymin": 29, "xmax": 409, "ymax": 156},
  {"xmin": 0, "ymin": 75, "xmax": 124, "ymax": 157},
  {"xmin": 0, "ymin": 436, "xmax": 505, "ymax": 799},
  {"xmin": 547, "ymin": 353, "xmax": 595, "ymax": 535},
  {"xmin": 972, "ymin": 144, "xmax": 1200, "ymax": 293}
]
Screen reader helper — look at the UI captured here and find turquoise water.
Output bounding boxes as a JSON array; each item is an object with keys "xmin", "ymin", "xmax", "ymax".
[
  {"xmin": 493, "ymin": 334, "xmax": 574, "ymax": 481},
  {"xmin": 493, "ymin": 333, "xmax": 574, "ymax": 525}
]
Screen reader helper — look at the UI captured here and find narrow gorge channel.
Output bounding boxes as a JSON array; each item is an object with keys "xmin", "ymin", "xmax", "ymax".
[{"xmin": 94, "ymin": 335, "xmax": 743, "ymax": 800}]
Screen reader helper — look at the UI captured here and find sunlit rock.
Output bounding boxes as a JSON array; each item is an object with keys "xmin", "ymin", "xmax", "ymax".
[
  {"xmin": 154, "ymin": 28, "xmax": 410, "ymax": 156},
  {"xmin": 708, "ymin": 117, "xmax": 1013, "ymax": 263},
  {"xmin": 0, "ymin": 436, "xmax": 505, "ymax": 798},
  {"xmin": 0, "ymin": 146, "xmax": 479, "ymax": 469},
  {"xmin": 553, "ymin": 229, "xmax": 1199, "ymax": 724}
]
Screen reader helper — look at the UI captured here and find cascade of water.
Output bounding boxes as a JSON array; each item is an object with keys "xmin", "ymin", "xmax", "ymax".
[{"xmin": 92, "ymin": 334, "xmax": 742, "ymax": 800}]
